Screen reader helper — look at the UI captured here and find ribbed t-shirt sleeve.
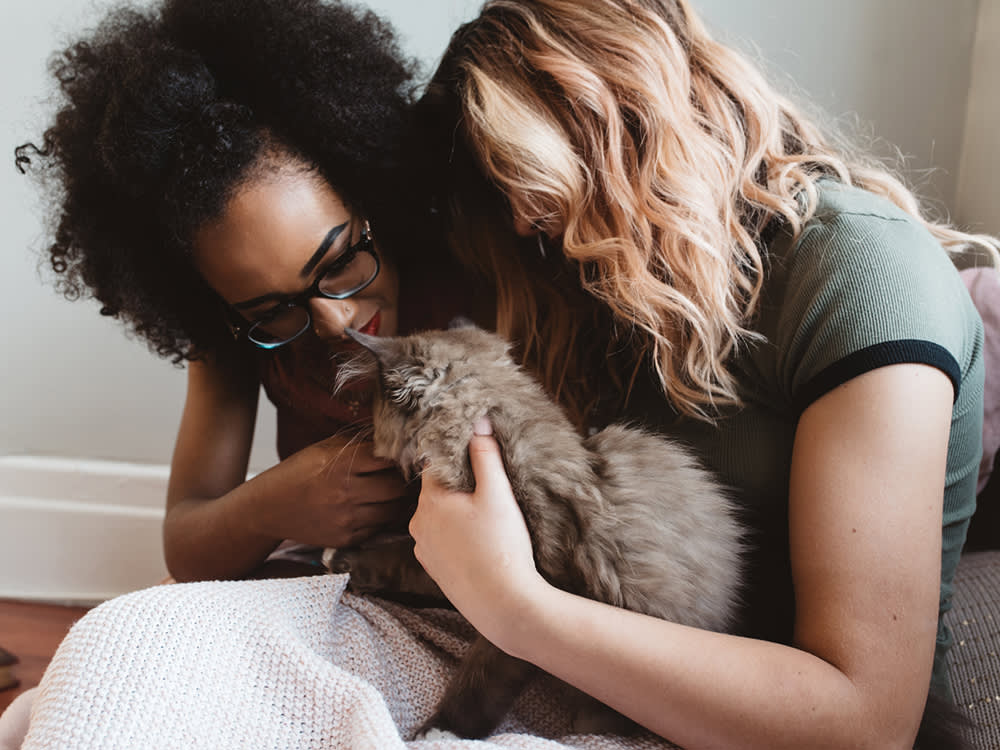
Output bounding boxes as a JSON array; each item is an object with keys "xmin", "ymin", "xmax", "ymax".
[{"xmin": 769, "ymin": 192, "xmax": 978, "ymax": 414}]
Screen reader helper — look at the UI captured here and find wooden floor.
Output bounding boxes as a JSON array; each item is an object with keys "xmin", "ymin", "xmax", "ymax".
[{"xmin": 0, "ymin": 600, "xmax": 93, "ymax": 714}]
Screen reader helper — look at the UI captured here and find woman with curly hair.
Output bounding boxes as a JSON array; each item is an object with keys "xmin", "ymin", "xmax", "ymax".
[
  {"xmin": 14, "ymin": 0, "xmax": 483, "ymax": 584},
  {"xmin": 407, "ymin": 0, "xmax": 1000, "ymax": 747}
]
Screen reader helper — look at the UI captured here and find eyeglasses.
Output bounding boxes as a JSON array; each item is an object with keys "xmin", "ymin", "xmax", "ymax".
[{"xmin": 229, "ymin": 224, "xmax": 380, "ymax": 349}]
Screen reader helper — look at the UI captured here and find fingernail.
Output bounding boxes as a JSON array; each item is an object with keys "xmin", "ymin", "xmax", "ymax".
[{"xmin": 473, "ymin": 415, "xmax": 493, "ymax": 436}]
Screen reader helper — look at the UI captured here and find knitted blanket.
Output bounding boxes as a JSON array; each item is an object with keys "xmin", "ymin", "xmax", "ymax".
[{"xmin": 21, "ymin": 575, "xmax": 681, "ymax": 749}]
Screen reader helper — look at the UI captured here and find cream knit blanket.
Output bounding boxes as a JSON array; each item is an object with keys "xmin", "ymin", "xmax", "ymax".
[{"xmin": 21, "ymin": 574, "xmax": 680, "ymax": 749}]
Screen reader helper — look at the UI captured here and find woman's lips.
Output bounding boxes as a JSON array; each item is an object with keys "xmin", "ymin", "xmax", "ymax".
[{"xmin": 358, "ymin": 311, "xmax": 380, "ymax": 336}]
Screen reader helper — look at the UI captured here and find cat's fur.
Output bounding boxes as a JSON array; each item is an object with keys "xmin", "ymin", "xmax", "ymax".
[{"xmin": 333, "ymin": 325, "xmax": 745, "ymax": 739}]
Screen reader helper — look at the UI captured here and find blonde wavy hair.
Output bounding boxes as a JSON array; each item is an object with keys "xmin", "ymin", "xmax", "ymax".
[{"xmin": 421, "ymin": 0, "xmax": 999, "ymax": 425}]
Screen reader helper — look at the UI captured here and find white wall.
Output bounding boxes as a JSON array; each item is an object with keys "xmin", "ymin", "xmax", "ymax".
[
  {"xmin": 1, "ymin": 0, "xmax": 988, "ymax": 470},
  {"xmin": 697, "ymin": 0, "xmax": 981, "ymax": 214},
  {"xmin": 956, "ymin": 0, "xmax": 1000, "ymax": 236}
]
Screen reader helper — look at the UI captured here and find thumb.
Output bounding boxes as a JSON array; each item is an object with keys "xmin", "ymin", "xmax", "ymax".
[{"xmin": 468, "ymin": 416, "xmax": 507, "ymax": 489}]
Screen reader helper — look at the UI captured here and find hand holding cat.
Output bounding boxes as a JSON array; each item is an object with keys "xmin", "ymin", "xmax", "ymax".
[
  {"xmin": 411, "ymin": 418, "xmax": 550, "ymax": 650},
  {"xmin": 251, "ymin": 435, "xmax": 415, "ymax": 549}
]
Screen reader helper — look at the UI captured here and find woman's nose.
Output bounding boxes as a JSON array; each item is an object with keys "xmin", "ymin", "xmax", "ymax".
[{"xmin": 308, "ymin": 297, "xmax": 355, "ymax": 339}]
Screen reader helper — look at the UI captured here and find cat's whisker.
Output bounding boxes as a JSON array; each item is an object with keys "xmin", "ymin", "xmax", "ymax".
[
  {"xmin": 332, "ymin": 348, "xmax": 378, "ymax": 394},
  {"xmin": 329, "ymin": 427, "xmax": 375, "ymax": 473}
]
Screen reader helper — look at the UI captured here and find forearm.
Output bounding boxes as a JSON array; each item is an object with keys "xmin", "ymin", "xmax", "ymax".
[
  {"xmin": 164, "ymin": 469, "xmax": 287, "ymax": 582},
  {"xmin": 165, "ymin": 437, "xmax": 410, "ymax": 580},
  {"xmin": 412, "ymin": 372, "xmax": 947, "ymax": 749},
  {"xmin": 503, "ymin": 583, "xmax": 913, "ymax": 750}
]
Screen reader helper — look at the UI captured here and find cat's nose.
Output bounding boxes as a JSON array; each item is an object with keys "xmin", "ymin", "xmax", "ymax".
[{"xmin": 308, "ymin": 297, "xmax": 356, "ymax": 340}]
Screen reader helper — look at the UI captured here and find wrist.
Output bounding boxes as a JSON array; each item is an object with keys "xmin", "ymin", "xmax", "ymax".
[
  {"xmin": 163, "ymin": 491, "xmax": 280, "ymax": 582},
  {"xmin": 490, "ymin": 572, "xmax": 560, "ymax": 659},
  {"xmin": 232, "ymin": 468, "xmax": 292, "ymax": 545}
]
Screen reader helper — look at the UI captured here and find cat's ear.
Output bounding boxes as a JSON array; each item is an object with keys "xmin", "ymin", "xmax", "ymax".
[
  {"xmin": 447, "ymin": 320, "xmax": 511, "ymax": 361},
  {"xmin": 447, "ymin": 316, "xmax": 477, "ymax": 331},
  {"xmin": 344, "ymin": 328, "xmax": 407, "ymax": 367},
  {"xmin": 479, "ymin": 329, "xmax": 513, "ymax": 361}
]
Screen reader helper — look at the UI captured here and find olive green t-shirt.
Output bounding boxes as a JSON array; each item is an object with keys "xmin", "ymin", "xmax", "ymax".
[{"xmin": 626, "ymin": 181, "xmax": 984, "ymax": 698}]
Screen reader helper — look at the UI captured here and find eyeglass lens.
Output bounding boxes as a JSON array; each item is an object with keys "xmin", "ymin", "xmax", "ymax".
[
  {"xmin": 317, "ymin": 249, "xmax": 378, "ymax": 299},
  {"xmin": 246, "ymin": 238, "xmax": 379, "ymax": 347},
  {"xmin": 249, "ymin": 306, "xmax": 311, "ymax": 346}
]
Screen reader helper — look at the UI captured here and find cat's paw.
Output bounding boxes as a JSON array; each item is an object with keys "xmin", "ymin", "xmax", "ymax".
[
  {"xmin": 415, "ymin": 703, "xmax": 500, "ymax": 740},
  {"xmin": 331, "ymin": 537, "xmax": 448, "ymax": 603},
  {"xmin": 412, "ymin": 727, "xmax": 460, "ymax": 741},
  {"xmin": 335, "ymin": 552, "xmax": 388, "ymax": 594},
  {"xmin": 323, "ymin": 547, "xmax": 348, "ymax": 574}
]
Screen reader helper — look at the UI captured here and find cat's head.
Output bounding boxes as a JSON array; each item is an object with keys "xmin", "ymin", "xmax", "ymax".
[{"xmin": 336, "ymin": 323, "xmax": 514, "ymax": 478}]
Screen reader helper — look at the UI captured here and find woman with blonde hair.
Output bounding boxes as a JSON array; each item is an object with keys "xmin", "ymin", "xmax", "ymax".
[{"xmin": 409, "ymin": 0, "xmax": 998, "ymax": 747}]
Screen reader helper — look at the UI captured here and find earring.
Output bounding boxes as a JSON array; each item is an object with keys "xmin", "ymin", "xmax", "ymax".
[{"xmin": 537, "ymin": 233, "xmax": 547, "ymax": 259}]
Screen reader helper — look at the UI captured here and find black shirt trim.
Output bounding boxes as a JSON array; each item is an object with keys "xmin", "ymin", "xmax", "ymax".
[{"xmin": 795, "ymin": 339, "xmax": 961, "ymax": 414}]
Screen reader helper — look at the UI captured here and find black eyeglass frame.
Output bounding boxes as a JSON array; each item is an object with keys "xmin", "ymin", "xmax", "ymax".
[{"xmin": 227, "ymin": 225, "xmax": 380, "ymax": 350}]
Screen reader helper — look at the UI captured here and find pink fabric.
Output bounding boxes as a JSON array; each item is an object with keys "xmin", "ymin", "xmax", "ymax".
[
  {"xmin": 961, "ymin": 267, "xmax": 1000, "ymax": 493},
  {"xmin": 0, "ymin": 688, "xmax": 36, "ymax": 750}
]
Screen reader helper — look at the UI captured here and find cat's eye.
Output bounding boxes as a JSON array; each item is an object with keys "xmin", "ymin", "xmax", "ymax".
[{"xmin": 383, "ymin": 365, "xmax": 441, "ymax": 412}]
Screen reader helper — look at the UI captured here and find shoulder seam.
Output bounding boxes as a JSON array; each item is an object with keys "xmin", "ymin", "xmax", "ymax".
[{"xmin": 811, "ymin": 208, "xmax": 912, "ymax": 226}]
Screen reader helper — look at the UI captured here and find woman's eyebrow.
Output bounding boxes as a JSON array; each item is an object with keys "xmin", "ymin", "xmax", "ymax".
[
  {"xmin": 232, "ymin": 221, "xmax": 349, "ymax": 309},
  {"xmin": 300, "ymin": 222, "xmax": 349, "ymax": 278}
]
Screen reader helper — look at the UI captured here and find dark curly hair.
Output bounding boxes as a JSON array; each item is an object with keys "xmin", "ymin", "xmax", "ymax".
[{"xmin": 15, "ymin": 0, "xmax": 422, "ymax": 362}]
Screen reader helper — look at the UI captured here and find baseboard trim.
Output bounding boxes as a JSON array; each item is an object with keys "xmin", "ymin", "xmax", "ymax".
[{"xmin": 0, "ymin": 455, "xmax": 169, "ymax": 604}]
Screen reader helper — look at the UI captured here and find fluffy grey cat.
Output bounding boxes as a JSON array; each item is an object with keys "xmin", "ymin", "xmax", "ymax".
[{"xmin": 333, "ymin": 324, "xmax": 745, "ymax": 739}]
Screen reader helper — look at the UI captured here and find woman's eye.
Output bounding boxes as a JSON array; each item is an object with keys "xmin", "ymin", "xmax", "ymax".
[
  {"xmin": 252, "ymin": 305, "xmax": 284, "ymax": 324},
  {"xmin": 251, "ymin": 308, "xmax": 274, "ymax": 323},
  {"xmin": 322, "ymin": 255, "xmax": 353, "ymax": 278}
]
